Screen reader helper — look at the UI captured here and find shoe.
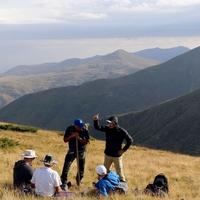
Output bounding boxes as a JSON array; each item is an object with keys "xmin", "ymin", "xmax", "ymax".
[
  {"xmin": 120, "ymin": 180, "xmax": 126, "ymax": 182},
  {"xmin": 61, "ymin": 184, "xmax": 67, "ymax": 191},
  {"xmin": 67, "ymin": 181, "xmax": 72, "ymax": 188},
  {"xmin": 62, "ymin": 181, "xmax": 73, "ymax": 191},
  {"xmin": 76, "ymin": 176, "xmax": 82, "ymax": 186}
]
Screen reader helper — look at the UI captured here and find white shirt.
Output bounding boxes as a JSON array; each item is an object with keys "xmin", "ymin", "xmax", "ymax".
[{"xmin": 31, "ymin": 166, "xmax": 62, "ymax": 197}]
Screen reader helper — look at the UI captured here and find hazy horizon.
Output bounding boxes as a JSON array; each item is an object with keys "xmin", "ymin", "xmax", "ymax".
[{"xmin": 0, "ymin": 0, "xmax": 200, "ymax": 72}]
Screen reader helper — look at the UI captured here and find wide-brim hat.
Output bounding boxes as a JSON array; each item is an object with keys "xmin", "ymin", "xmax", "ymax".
[
  {"xmin": 22, "ymin": 149, "xmax": 37, "ymax": 159},
  {"xmin": 41, "ymin": 154, "xmax": 57, "ymax": 166}
]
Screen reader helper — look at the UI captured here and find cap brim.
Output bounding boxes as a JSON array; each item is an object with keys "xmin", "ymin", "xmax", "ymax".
[{"xmin": 106, "ymin": 120, "xmax": 112, "ymax": 123}]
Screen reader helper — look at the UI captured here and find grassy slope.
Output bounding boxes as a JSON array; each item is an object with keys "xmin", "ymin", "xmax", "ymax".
[{"xmin": 0, "ymin": 128, "xmax": 199, "ymax": 200}]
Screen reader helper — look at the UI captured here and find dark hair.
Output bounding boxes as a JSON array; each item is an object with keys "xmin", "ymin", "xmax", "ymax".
[{"xmin": 107, "ymin": 116, "xmax": 118, "ymax": 124}]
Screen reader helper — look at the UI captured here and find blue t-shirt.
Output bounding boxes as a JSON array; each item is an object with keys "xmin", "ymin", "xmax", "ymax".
[{"xmin": 95, "ymin": 171, "xmax": 120, "ymax": 197}]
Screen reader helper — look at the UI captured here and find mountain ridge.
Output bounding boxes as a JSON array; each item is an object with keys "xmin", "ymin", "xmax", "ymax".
[
  {"xmin": 3, "ymin": 49, "xmax": 158, "ymax": 76},
  {"xmin": 0, "ymin": 47, "xmax": 200, "ymax": 131},
  {"xmin": 134, "ymin": 46, "xmax": 190, "ymax": 62},
  {"xmin": 119, "ymin": 88, "xmax": 200, "ymax": 156},
  {"xmin": 0, "ymin": 49, "xmax": 159, "ymax": 108}
]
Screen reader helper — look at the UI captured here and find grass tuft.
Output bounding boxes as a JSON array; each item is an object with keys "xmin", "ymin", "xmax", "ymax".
[
  {"xmin": 0, "ymin": 123, "xmax": 38, "ymax": 133},
  {"xmin": 0, "ymin": 137, "xmax": 20, "ymax": 149}
]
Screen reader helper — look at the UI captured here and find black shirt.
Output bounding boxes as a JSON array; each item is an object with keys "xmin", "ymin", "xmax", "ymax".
[
  {"xmin": 94, "ymin": 120, "xmax": 133, "ymax": 157},
  {"xmin": 64, "ymin": 125, "xmax": 90, "ymax": 152},
  {"xmin": 13, "ymin": 160, "xmax": 33, "ymax": 188}
]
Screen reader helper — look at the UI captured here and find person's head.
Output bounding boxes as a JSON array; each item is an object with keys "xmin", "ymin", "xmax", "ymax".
[
  {"xmin": 96, "ymin": 165, "xmax": 107, "ymax": 180},
  {"xmin": 106, "ymin": 116, "xmax": 118, "ymax": 129},
  {"xmin": 41, "ymin": 154, "xmax": 57, "ymax": 167},
  {"xmin": 74, "ymin": 119, "xmax": 84, "ymax": 130},
  {"xmin": 22, "ymin": 149, "xmax": 37, "ymax": 165}
]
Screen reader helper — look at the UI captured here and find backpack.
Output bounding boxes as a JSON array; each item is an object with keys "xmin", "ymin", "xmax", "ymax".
[{"xmin": 144, "ymin": 173, "xmax": 169, "ymax": 197}]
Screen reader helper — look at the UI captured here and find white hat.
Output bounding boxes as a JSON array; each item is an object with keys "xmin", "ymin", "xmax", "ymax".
[
  {"xmin": 22, "ymin": 149, "xmax": 37, "ymax": 159},
  {"xmin": 96, "ymin": 165, "xmax": 107, "ymax": 175}
]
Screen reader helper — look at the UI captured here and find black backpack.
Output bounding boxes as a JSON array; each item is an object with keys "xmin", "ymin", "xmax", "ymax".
[{"xmin": 144, "ymin": 173, "xmax": 169, "ymax": 197}]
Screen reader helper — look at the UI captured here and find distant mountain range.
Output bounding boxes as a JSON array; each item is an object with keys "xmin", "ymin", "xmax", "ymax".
[
  {"xmin": 134, "ymin": 46, "xmax": 190, "ymax": 62},
  {"xmin": 119, "ymin": 88, "xmax": 200, "ymax": 156},
  {"xmin": 0, "ymin": 46, "xmax": 199, "ymax": 132},
  {"xmin": 0, "ymin": 46, "xmax": 190, "ymax": 109},
  {"xmin": 0, "ymin": 49, "xmax": 159, "ymax": 108},
  {"xmin": 3, "ymin": 49, "xmax": 158, "ymax": 76}
]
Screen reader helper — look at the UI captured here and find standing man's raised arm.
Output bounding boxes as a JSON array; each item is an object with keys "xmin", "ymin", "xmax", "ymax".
[{"xmin": 93, "ymin": 113, "xmax": 106, "ymax": 132}]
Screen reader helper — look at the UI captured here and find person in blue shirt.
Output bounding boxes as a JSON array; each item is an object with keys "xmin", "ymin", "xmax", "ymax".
[
  {"xmin": 81, "ymin": 165, "xmax": 128, "ymax": 197},
  {"xmin": 95, "ymin": 165, "xmax": 121, "ymax": 197}
]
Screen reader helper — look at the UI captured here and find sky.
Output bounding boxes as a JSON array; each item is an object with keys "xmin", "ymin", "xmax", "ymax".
[{"xmin": 0, "ymin": 0, "xmax": 200, "ymax": 71}]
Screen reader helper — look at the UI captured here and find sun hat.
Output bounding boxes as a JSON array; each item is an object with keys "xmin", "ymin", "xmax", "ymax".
[
  {"xmin": 22, "ymin": 149, "xmax": 37, "ymax": 159},
  {"xmin": 96, "ymin": 165, "xmax": 107, "ymax": 175},
  {"xmin": 41, "ymin": 154, "xmax": 57, "ymax": 166}
]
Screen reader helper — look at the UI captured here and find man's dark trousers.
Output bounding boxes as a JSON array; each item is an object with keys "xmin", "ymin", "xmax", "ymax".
[{"xmin": 61, "ymin": 150, "xmax": 85, "ymax": 185}]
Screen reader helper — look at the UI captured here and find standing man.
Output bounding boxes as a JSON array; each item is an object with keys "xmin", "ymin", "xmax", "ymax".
[
  {"xmin": 93, "ymin": 114, "xmax": 133, "ymax": 182},
  {"xmin": 13, "ymin": 149, "xmax": 37, "ymax": 193},
  {"xmin": 61, "ymin": 119, "xmax": 90, "ymax": 189}
]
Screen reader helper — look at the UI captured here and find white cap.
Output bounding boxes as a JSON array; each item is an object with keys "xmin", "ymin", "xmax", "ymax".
[
  {"xmin": 22, "ymin": 149, "xmax": 37, "ymax": 159},
  {"xmin": 96, "ymin": 165, "xmax": 107, "ymax": 175}
]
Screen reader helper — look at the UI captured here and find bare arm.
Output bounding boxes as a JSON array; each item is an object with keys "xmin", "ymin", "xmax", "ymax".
[
  {"xmin": 55, "ymin": 186, "xmax": 63, "ymax": 193},
  {"xmin": 31, "ymin": 183, "xmax": 35, "ymax": 188}
]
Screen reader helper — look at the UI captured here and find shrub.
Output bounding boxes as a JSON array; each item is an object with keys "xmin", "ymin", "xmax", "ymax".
[
  {"xmin": 0, "ymin": 137, "xmax": 20, "ymax": 149},
  {"xmin": 0, "ymin": 123, "xmax": 38, "ymax": 133}
]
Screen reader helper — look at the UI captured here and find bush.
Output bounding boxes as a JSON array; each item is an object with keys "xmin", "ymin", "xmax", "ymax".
[
  {"xmin": 0, "ymin": 138, "xmax": 20, "ymax": 149},
  {"xmin": 0, "ymin": 123, "xmax": 38, "ymax": 133}
]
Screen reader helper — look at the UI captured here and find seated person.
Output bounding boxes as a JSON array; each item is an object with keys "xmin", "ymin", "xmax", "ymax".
[
  {"xmin": 94, "ymin": 165, "xmax": 128, "ymax": 197},
  {"xmin": 13, "ymin": 149, "xmax": 37, "ymax": 193},
  {"xmin": 31, "ymin": 154, "xmax": 63, "ymax": 197}
]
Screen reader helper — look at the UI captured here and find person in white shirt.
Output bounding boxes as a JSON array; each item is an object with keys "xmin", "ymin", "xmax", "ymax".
[{"xmin": 31, "ymin": 154, "xmax": 62, "ymax": 197}]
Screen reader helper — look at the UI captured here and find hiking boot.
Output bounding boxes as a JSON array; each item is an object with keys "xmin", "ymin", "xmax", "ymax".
[
  {"xmin": 76, "ymin": 176, "xmax": 82, "ymax": 186},
  {"xmin": 67, "ymin": 181, "xmax": 72, "ymax": 188},
  {"xmin": 61, "ymin": 181, "xmax": 73, "ymax": 191},
  {"xmin": 61, "ymin": 183, "xmax": 68, "ymax": 191}
]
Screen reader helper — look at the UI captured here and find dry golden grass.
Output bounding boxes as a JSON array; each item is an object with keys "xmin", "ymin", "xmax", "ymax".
[{"xmin": 0, "ymin": 129, "xmax": 199, "ymax": 200}]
